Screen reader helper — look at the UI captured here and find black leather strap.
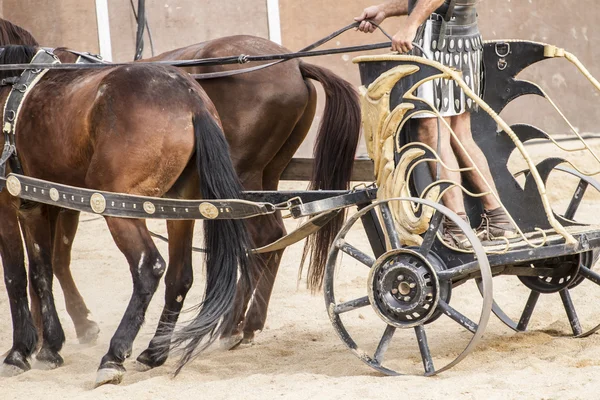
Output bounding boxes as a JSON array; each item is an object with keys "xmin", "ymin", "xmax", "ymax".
[
  {"xmin": 3, "ymin": 173, "xmax": 276, "ymax": 220},
  {"xmin": 444, "ymin": 0, "xmax": 457, "ymax": 21},
  {"xmin": 1, "ymin": 49, "xmax": 60, "ymax": 176}
]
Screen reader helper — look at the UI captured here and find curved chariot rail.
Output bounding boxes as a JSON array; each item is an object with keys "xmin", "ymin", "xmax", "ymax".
[{"xmin": 354, "ymin": 40, "xmax": 600, "ymax": 253}]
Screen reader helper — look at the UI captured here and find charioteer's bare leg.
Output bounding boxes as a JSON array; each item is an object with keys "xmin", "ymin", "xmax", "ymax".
[
  {"xmin": 418, "ymin": 117, "xmax": 472, "ymax": 248},
  {"xmin": 451, "ymin": 113, "xmax": 517, "ymax": 240}
]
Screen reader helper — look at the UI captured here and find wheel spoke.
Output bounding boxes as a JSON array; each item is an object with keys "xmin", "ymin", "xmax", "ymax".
[
  {"xmin": 379, "ymin": 203, "xmax": 401, "ymax": 249},
  {"xmin": 564, "ymin": 179, "xmax": 589, "ymax": 220},
  {"xmin": 578, "ymin": 266, "xmax": 600, "ymax": 287},
  {"xmin": 437, "ymin": 300, "xmax": 478, "ymax": 334},
  {"xmin": 419, "ymin": 211, "xmax": 444, "ymax": 256},
  {"xmin": 334, "ymin": 296, "xmax": 370, "ymax": 315},
  {"xmin": 516, "ymin": 291, "xmax": 540, "ymax": 331},
  {"xmin": 374, "ymin": 325, "xmax": 396, "ymax": 365},
  {"xmin": 414, "ymin": 325, "xmax": 435, "ymax": 375},
  {"xmin": 359, "ymin": 207, "xmax": 387, "ymax": 259},
  {"xmin": 337, "ymin": 241, "xmax": 375, "ymax": 268},
  {"xmin": 559, "ymin": 289, "xmax": 583, "ymax": 336}
]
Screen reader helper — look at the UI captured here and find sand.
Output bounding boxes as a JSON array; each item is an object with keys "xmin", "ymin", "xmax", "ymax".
[{"xmin": 3, "ymin": 140, "xmax": 600, "ymax": 400}]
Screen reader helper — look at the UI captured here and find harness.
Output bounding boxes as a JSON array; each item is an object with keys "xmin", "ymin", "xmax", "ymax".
[
  {"xmin": 0, "ymin": 49, "xmax": 60, "ymax": 177},
  {"xmin": 0, "ymin": 48, "xmax": 104, "ymax": 180}
]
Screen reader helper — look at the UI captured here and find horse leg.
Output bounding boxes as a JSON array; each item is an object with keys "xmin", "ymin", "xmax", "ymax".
[
  {"xmin": 241, "ymin": 92, "xmax": 316, "ymax": 342},
  {"xmin": 136, "ymin": 220, "xmax": 194, "ymax": 369},
  {"xmin": 239, "ymin": 217, "xmax": 285, "ymax": 343},
  {"xmin": 52, "ymin": 209, "xmax": 100, "ymax": 344},
  {"xmin": 19, "ymin": 204, "xmax": 65, "ymax": 369},
  {"xmin": 0, "ymin": 194, "xmax": 37, "ymax": 376},
  {"xmin": 218, "ymin": 214, "xmax": 281, "ymax": 348},
  {"xmin": 28, "ymin": 280, "xmax": 43, "ymax": 351},
  {"xmin": 95, "ymin": 217, "xmax": 165, "ymax": 387}
]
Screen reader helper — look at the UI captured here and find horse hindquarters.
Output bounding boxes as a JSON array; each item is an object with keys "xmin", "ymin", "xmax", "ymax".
[{"xmin": 138, "ymin": 112, "xmax": 258, "ymax": 369}]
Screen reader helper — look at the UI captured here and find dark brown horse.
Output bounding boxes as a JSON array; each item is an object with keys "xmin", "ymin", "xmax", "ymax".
[
  {"xmin": 0, "ymin": 19, "xmax": 102, "ymax": 348},
  {"xmin": 0, "ymin": 19, "xmax": 361, "ymax": 372},
  {"xmin": 0, "ymin": 44, "xmax": 256, "ymax": 386}
]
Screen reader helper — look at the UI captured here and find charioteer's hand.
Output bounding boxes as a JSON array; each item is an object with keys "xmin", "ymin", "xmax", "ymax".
[
  {"xmin": 391, "ymin": 23, "xmax": 418, "ymax": 53},
  {"xmin": 354, "ymin": 5, "xmax": 386, "ymax": 33}
]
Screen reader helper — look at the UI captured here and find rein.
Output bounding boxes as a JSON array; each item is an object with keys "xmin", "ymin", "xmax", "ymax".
[
  {"xmin": 193, "ymin": 21, "xmax": 392, "ymax": 80},
  {"xmin": 0, "ymin": 22, "xmax": 395, "ymax": 77}
]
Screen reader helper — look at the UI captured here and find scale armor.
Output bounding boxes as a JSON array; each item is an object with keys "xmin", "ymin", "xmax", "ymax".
[{"xmin": 408, "ymin": 0, "xmax": 482, "ymax": 116}]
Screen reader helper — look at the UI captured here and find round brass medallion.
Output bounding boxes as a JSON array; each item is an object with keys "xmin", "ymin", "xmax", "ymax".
[
  {"xmin": 90, "ymin": 193, "xmax": 106, "ymax": 214},
  {"xmin": 199, "ymin": 202, "xmax": 219, "ymax": 219},
  {"xmin": 6, "ymin": 176, "xmax": 22, "ymax": 197},
  {"xmin": 49, "ymin": 188, "xmax": 59, "ymax": 202},
  {"xmin": 143, "ymin": 201, "xmax": 156, "ymax": 215}
]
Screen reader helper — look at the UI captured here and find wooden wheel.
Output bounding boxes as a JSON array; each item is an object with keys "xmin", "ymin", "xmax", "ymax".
[{"xmin": 324, "ymin": 197, "xmax": 492, "ymax": 376}]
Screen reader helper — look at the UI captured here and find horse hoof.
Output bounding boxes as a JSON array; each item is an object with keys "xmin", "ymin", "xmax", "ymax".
[
  {"xmin": 135, "ymin": 349, "xmax": 166, "ymax": 370},
  {"xmin": 2, "ymin": 351, "xmax": 31, "ymax": 376},
  {"xmin": 132, "ymin": 360, "xmax": 152, "ymax": 372},
  {"xmin": 94, "ymin": 367, "xmax": 124, "ymax": 387},
  {"xmin": 78, "ymin": 321, "xmax": 100, "ymax": 345},
  {"xmin": 34, "ymin": 348, "xmax": 64, "ymax": 370},
  {"xmin": 242, "ymin": 331, "xmax": 255, "ymax": 345},
  {"xmin": 0, "ymin": 363, "xmax": 28, "ymax": 377},
  {"xmin": 220, "ymin": 335, "xmax": 243, "ymax": 351}
]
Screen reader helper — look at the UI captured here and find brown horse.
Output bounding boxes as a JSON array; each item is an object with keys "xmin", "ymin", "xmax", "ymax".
[
  {"xmin": 0, "ymin": 19, "xmax": 361, "ymax": 371},
  {"xmin": 0, "ymin": 44, "xmax": 256, "ymax": 385}
]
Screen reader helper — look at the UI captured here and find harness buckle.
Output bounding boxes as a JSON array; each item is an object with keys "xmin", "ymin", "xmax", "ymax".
[
  {"xmin": 13, "ymin": 84, "xmax": 28, "ymax": 93},
  {"xmin": 5, "ymin": 110, "xmax": 15, "ymax": 123}
]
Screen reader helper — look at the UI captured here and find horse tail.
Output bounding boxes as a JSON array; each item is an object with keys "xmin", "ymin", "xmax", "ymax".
[
  {"xmin": 167, "ymin": 111, "xmax": 255, "ymax": 374},
  {"xmin": 299, "ymin": 62, "xmax": 361, "ymax": 292}
]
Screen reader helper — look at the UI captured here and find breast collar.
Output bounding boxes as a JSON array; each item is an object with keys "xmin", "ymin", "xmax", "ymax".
[{"xmin": 0, "ymin": 49, "xmax": 60, "ymax": 177}]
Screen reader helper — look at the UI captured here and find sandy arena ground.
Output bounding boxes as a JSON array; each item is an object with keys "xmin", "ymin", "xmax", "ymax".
[{"xmin": 3, "ymin": 140, "xmax": 600, "ymax": 399}]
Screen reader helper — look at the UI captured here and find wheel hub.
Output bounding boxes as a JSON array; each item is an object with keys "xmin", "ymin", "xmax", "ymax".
[
  {"xmin": 368, "ymin": 248, "xmax": 449, "ymax": 328},
  {"xmin": 519, "ymin": 254, "xmax": 586, "ymax": 294}
]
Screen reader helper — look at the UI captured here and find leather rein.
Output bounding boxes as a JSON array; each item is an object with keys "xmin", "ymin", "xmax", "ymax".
[{"xmin": 0, "ymin": 22, "xmax": 395, "ymax": 80}]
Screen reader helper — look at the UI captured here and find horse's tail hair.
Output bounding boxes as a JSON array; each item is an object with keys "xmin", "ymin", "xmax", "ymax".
[
  {"xmin": 159, "ymin": 111, "xmax": 255, "ymax": 374},
  {"xmin": 298, "ymin": 62, "xmax": 361, "ymax": 292}
]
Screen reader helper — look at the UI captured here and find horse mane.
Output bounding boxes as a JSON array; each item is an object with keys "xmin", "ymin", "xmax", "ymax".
[
  {"xmin": 0, "ymin": 45, "xmax": 38, "ymax": 80},
  {"xmin": 0, "ymin": 19, "xmax": 38, "ymax": 46}
]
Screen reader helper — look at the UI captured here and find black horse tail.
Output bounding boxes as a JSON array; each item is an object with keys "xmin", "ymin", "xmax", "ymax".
[
  {"xmin": 299, "ymin": 62, "xmax": 361, "ymax": 292},
  {"xmin": 165, "ymin": 111, "xmax": 255, "ymax": 374}
]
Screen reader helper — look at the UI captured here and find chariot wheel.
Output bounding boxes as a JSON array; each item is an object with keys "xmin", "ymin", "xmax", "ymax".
[
  {"xmin": 478, "ymin": 169, "xmax": 600, "ymax": 337},
  {"xmin": 324, "ymin": 197, "xmax": 492, "ymax": 376}
]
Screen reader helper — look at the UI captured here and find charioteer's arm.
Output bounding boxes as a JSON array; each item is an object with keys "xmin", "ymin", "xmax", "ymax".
[
  {"xmin": 355, "ymin": 0, "xmax": 410, "ymax": 33},
  {"xmin": 355, "ymin": 0, "xmax": 445, "ymax": 53}
]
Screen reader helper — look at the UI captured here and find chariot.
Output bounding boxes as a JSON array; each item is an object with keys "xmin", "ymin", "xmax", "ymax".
[{"xmin": 2, "ymin": 21, "xmax": 600, "ymax": 379}]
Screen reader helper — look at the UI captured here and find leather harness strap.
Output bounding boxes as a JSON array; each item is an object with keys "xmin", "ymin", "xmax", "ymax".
[
  {"xmin": 438, "ymin": 0, "xmax": 457, "ymax": 45},
  {"xmin": 0, "ymin": 49, "xmax": 60, "ymax": 177}
]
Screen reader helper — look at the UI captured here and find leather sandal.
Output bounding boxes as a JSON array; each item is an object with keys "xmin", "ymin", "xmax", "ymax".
[
  {"xmin": 476, "ymin": 207, "xmax": 518, "ymax": 241},
  {"xmin": 441, "ymin": 212, "xmax": 473, "ymax": 250}
]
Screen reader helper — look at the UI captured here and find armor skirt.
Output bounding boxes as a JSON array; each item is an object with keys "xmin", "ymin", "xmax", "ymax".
[{"xmin": 411, "ymin": 14, "xmax": 483, "ymax": 118}]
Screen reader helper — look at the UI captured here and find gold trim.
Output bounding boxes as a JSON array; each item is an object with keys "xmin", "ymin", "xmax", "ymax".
[
  {"xmin": 90, "ymin": 193, "xmax": 106, "ymax": 214},
  {"xmin": 143, "ymin": 201, "xmax": 156, "ymax": 215},
  {"xmin": 354, "ymin": 53, "xmax": 577, "ymax": 246},
  {"xmin": 49, "ymin": 188, "xmax": 59, "ymax": 202},
  {"xmin": 6, "ymin": 176, "xmax": 21, "ymax": 196},
  {"xmin": 199, "ymin": 202, "xmax": 219, "ymax": 219}
]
